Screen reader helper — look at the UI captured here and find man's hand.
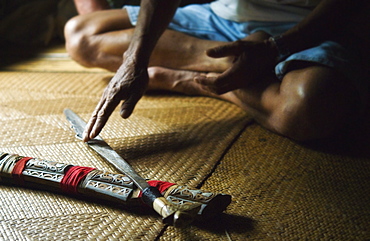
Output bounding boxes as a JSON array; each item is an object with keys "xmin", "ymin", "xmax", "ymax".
[
  {"xmin": 83, "ymin": 61, "xmax": 149, "ymax": 142},
  {"xmin": 80, "ymin": 0, "xmax": 181, "ymax": 142},
  {"xmin": 194, "ymin": 36, "xmax": 278, "ymax": 95}
]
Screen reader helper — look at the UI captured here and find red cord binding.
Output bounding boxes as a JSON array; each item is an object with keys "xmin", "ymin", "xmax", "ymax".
[
  {"xmin": 12, "ymin": 157, "xmax": 33, "ymax": 186},
  {"xmin": 138, "ymin": 180, "xmax": 176, "ymax": 197},
  {"xmin": 60, "ymin": 166, "xmax": 95, "ymax": 194}
]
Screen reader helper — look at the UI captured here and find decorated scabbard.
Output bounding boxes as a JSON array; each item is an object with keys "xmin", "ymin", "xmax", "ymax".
[{"xmin": 0, "ymin": 152, "xmax": 231, "ymax": 222}]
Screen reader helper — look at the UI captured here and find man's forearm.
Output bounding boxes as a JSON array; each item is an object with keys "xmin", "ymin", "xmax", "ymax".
[
  {"xmin": 280, "ymin": 0, "xmax": 368, "ymax": 54},
  {"xmin": 74, "ymin": 0, "xmax": 110, "ymax": 14},
  {"xmin": 124, "ymin": 0, "xmax": 182, "ymax": 67}
]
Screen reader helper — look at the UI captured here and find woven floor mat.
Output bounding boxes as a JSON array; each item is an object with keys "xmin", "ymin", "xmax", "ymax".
[
  {"xmin": 0, "ymin": 71, "xmax": 251, "ymax": 240},
  {"xmin": 162, "ymin": 123, "xmax": 370, "ymax": 240},
  {"xmin": 1, "ymin": 43, "xmax": 107, "ymax": 73}
]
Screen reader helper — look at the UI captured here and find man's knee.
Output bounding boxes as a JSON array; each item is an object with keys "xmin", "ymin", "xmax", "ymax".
[
  {"xmin": 270, "ymin": 95, "xmax": 313, "ymax": 141},
  {"xmin": 272, "ymin": 64, "xmax": 358, "ymax": 141},
  {"xmin": 272, "ymin": 105, "xmax": 317, "ymax": 141},
  {"xmin": 64, "ymin": 16, "xmax": 97, "ymax": 67}
]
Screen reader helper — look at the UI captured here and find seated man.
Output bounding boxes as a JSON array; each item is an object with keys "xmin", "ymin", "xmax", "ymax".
[{"xmin": 64, "ymin": 0, "xmax": 369, "ymax": 142}]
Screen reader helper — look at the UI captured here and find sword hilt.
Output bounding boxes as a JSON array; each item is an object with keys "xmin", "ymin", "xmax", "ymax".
[
  {"xmin": 142, "ymin": 186, "xmax": 201, "ymax": 227},
  {"xmin": 1, "ymin": 151, "xmax": 226, "ymax": 227}
]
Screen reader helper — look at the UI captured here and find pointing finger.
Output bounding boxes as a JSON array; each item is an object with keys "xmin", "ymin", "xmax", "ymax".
[
  {"xmin": 90, "ymin": 97, "xmax": 120, "ymax": 139},
  {"xmin": 120, "ymin": 92, "xmax": 143, "ymax": 119},
  {"xmin": 206, "ymin": 41, "xmax": 244, "ymax": 58},
  {"xmin": 83, "ymin": 96, "xmax": 107, "ymax": 142}
]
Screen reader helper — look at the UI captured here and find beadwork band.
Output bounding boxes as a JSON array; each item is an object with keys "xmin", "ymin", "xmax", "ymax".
[{"xmin": 0, "ymin": 152, "xmax": 231, "ymax": 220}]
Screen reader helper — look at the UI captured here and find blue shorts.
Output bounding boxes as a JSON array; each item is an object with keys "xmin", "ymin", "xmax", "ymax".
[{"xmin": 125, "ymin": 4, "xmax": 368, "ymax": 105}]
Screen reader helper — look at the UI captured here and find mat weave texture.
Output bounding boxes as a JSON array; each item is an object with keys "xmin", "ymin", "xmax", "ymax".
[
  {"xmin": 1, "ymin": 44, "xmax": 369, "ymax": 240},
  {"xmin": 0, "ymin": 46, "xmax": 250, "ymax": 240},
  {"xmin": 163, "ymin": 124, "xmax": 370, "ymax": 240}
]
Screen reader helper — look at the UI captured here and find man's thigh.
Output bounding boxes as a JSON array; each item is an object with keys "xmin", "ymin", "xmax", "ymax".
[{"xmin": 70, "ymin": 9, "xmax": 133, "ymax": 35}]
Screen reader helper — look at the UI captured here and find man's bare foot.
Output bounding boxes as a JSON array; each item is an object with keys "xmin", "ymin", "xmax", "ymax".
[
  {"xmin": 147, "ymin": 66, "xmax": 249, "ymax": 112},
  {"xmin": 147, "ymin": 66, "xmax": 219, "ymax": 97}
]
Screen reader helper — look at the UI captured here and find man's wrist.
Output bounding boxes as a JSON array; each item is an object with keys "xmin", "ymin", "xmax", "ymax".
[
  {"xmin": 123, "ymin": 50, "xmax": 149, "ymax": 68},
  {"xmin": 269, "ymin": 35, "xmax": 292, "ymax": 62}
]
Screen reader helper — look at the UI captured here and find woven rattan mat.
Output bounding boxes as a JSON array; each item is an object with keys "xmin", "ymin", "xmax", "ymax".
[
  {"xmin": 1, "ymin": 44, "xmax": 370, "ymax": 240},
  {"xmin": 0, "ymin": 46, "xmax": 251, "ymax": 240},
  {"xmin": 162, "ymin": 122, "xmax": 370, "ymax": 240}
]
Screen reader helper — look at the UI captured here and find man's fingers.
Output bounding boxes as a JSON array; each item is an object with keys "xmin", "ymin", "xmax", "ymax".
[
  {"xmin": 83, "ymin": 97, "xmax": 106, "ymax": 142},
  {"xmin": 206, "ymin": 41, "xmax": 244, "ymax": 58},
  {"xmin": 194, "ymin": 74, "xmax": 232, "ymax": 95},
  {"xmin": 83, "ymin": 114, "xmax": 97, "ymax": 142},
  {"xmin": 120, "ymin": 93, "xmax": 142, "ymax": 119},
  {"xmin": 89, "ymin": 108, "xmax": 112, "ymax": 140},
  {"xmin": 83, "ymin": 95, "xmax": 120, "ymax": 142},
  {"xmin": 195, "ymin": 62, "xmax": 246, "ymax": 95},
  {"xmin": 194, "ymin": 74, "xmax": 217, "ymax": 86}
]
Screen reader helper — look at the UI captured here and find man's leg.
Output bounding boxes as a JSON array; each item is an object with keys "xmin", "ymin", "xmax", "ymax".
[
  {"xmin": 64, "ymin": 9, "xmax": 231, "ymax": 72},
  {"xmin": 64, "ymin": 11, "xmax": 359, "ymax": 141},
  {"xmin": 233, "ymin": 62, "xmax": 359, "ymax": 141},
  {"xmin": 147, "ymin": 62, "xmax": 359, "ymax": 141},
  {"xmin": 146, "ymin": 30, "xmax": 360, "ymax": 141}
]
